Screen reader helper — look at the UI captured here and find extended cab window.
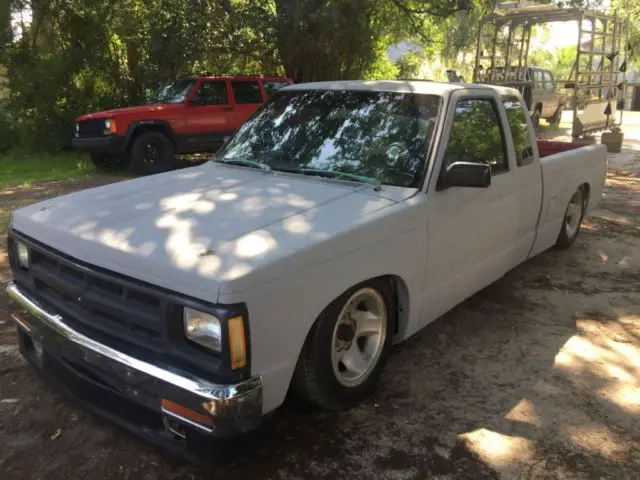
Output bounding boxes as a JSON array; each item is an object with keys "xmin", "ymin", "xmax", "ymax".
[
  {"xmin": 502, "ymin": 97, "xmax": 534, "ymax": 167},
  {"xmin": 232, "ymin": 81, "xmax": 263, "ymax": 104},
  {"xmin": 443, "ymin": 98, "xmax": 508, "ymax": 175},
  {"xmin": 192, "ymin": 81, "xmax": 228, "ymax": 105}
]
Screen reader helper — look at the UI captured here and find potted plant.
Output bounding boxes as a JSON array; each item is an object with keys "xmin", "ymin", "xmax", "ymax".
[{"xmin": 601, "ymin": 124, "xmax": 624, "ymax": 153}]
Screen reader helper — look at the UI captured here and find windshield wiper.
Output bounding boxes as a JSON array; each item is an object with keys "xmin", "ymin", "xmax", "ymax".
[
  {"xmin": 214, "ymin": 157, "xmax": 272, "ymax": 173},
  {"xmin": 272, "ymin": 165, "xmax": 382, "ymax": 190}
]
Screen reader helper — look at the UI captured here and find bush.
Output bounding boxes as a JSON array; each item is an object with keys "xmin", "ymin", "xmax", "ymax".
[{"xmin": 0, "ymin": 107, "xmax": 16, "ymax": 153}]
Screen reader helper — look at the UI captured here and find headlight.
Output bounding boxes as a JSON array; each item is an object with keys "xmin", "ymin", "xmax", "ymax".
[
  {"xmin": 184, "ymin": 308, "xmax": 222, "ymax": 352},
  {"xmin": 103, "ymin": 118, "xmax": 116, "ymax": 135},
  {"xmin": 15, "ymin": 241, "xmax": 30, "ymax": 269}
]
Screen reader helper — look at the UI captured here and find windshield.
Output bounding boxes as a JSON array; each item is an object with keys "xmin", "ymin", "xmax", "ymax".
[
  {"xmin": 215, "ymin": 89, "xmax": 441, "ymax": 188},
  {"xmin": 150, "ymin": 79, "xmax": 196, "ymax": 104}
]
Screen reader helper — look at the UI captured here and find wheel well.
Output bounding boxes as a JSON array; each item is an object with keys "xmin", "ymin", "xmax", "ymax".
[
  {"xmin": 383, "ymin": 275, "xmax": 410, "ymax": 337},
  {"xmin": 580, "ymin": 182, "xmax": 591, "ymax": 209},
  {"xmin": 126, "ymin": 124, "xmax": 175, "ymax": 150}
]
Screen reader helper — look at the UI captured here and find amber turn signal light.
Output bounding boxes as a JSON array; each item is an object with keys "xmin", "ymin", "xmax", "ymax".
[
  {"xmin": 161, "ymin": 399, "xmax": 214, "ymax": 428},
  {"xmin": 228, "ymin": 316, "xmax": 247, "ymax": 370}
]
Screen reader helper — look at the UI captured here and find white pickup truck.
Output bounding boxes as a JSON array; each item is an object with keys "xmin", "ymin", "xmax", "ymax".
[{"xmin": 6, "ymin": 81, "xmax": 607, "ymax": 459}]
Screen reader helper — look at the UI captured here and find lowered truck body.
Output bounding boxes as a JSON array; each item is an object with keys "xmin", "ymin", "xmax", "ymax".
[{"xmin": 6, "ymin": 80, "xmax": 607, "ymax": 461}]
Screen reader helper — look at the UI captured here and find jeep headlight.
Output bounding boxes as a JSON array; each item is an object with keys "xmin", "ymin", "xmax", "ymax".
[
  {"xmin": 14, "ymin": 240, "xmax": 30, "ymax": 269},
  {"xmin": 184, "ymin": 308, "xmax": 222, "ymax": 352}
]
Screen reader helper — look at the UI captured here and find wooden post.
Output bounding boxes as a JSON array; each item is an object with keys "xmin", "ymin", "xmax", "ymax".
[
  {"xmin": 573, "ymin": 10, "xmax": 584, "ymax": 139},
  {"xmin": 608, "ymin": 10, "xmax": 619, "ymax": 130}
]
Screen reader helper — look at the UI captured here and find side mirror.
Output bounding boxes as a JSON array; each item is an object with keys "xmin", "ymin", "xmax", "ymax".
[{"xmin": 439, "ymin": 161, "xmax": 491, "ymax": 189}]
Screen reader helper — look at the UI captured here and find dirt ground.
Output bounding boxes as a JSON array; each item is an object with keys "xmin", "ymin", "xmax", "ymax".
[{"xmin": 1, "ymin": 142, "xmax": 639, "ymax": 479}]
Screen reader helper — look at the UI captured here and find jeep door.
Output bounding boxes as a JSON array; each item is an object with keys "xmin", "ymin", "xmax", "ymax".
[{"xmin": 184, "ymin": 79, "xmax": 234, "ymax": 151}]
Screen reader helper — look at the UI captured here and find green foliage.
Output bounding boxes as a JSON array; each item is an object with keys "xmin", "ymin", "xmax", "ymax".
[
  {"xmin": 0, "ymin": 105, "xmax": 16, "ymax": 152},
  {"xmin": 0, "ymin": 149, "xmax": 97, "ymax": 188},
  {"xmin": 612, "ymin": 0, "xmax": 640, "ymax": 63},
  {"xmin": 2, "ymin": 0, "xmax": 494, "ymax": 152}
]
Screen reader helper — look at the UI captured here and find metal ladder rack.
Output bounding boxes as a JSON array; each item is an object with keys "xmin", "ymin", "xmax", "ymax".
[{"xmin": 473, "ymin": 2, "xmax": 630, "ymax": 139}]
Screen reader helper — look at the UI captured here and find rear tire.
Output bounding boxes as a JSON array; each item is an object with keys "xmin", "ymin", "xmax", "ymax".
[
  {"xmin": 292, "ymin": 279, "xmax": 396, "ymax": 410},
  {"xmin": 555, "ymin": 187, "xmax": 585, "ymax": 249},
  {"xmin": 90, "ymin": 153, "xmax": 129, "ymax": 171},
  {"xmin": 130, "ymin": 131, "xmax": 175, "ymax": 175}
]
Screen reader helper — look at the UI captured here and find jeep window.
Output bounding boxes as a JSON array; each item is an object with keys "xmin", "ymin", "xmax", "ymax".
[
  {"xmin": 263, "ymin": 81, "xmax": 290, "ymax": 98},
  {"xmin": 151, "ymin": 79, "xmax": 196, "ymax": 104},
  {"xmin": 232, "ymin": 81, "xmax": 263, "ymax": 104},
  {"xmin": 191, "ymin": 81, "xmax": 229, "ymax": 105},
  {"xmin": 216, "ymin": 90, "xmax": 441, "ymax": 188}
]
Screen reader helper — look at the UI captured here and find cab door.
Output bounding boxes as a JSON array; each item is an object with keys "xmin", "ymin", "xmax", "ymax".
[{"xmin": 420, "ymin": 91, "xmax": 520, "ymax": 326}]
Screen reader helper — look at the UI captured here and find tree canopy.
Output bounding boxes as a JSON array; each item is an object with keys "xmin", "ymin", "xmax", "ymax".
[{"xmin": 1, "ymin": 0, "xmax": 636, "ymax": 152}]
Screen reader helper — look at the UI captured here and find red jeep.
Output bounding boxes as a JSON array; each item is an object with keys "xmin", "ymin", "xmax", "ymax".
[{"xmin": 72, "ymin": 75, "xmax": 293, "ymax": 174}]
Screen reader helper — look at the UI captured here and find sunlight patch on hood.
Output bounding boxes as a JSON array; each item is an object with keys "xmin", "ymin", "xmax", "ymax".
[
  {"xmin": 283, "ymin": 214, "xmax": 312, "ymax": 235},
  {"xmin": 157, "ymin": 213, "xmax": 208, "ymax": 269},
  {"xmin": 232, "ymin": 230, "xmax": 277, "ymax": 259},
  {"xmin": 222, "ymin": 263, "xmax": 253, "ymax": 281}
]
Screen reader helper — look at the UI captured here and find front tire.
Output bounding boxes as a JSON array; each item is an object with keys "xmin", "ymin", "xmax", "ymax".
[
  {"xmin": 555, "ymin": 187, "xmax": 585, "ymax": 249},
  {"xmin": 292, "ymin": 279, "xmax": 396, "ymax": 410},
  {"xmin": 130, "ymin": 131, "xmax": 175, "ymax": 175}
]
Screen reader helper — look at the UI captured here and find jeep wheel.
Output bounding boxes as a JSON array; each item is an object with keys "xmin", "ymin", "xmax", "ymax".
[
  {"xmin": 292, "ymin": 279, "xmax": 395, "ymax": 410},
  {"xmin": 90, "ymin": 153, "xmax": 129, "ymax": 171},
  {"xmin": 130, "ymin": 131, "xmax": 175, "ymax": 175}
]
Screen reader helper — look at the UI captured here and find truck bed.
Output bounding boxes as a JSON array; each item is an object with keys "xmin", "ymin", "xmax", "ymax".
[{"xmin": 537, "ymin": 140, "xmax": 590, "ymax": 158}]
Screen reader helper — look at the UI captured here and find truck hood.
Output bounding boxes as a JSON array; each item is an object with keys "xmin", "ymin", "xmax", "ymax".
[
  {"xmin": 11, "ymin": 163, "xmax": 412, "ymax": 301},
  {"xmin": 77, "ymin": 104, "xmax": 178, "ymax": 121}
]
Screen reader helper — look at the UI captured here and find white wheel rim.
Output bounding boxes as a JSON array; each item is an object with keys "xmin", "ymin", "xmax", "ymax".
[
  {"xmin": 331, "ymin": 288, "xmax": 387, "ymax": 388},
  {"xmin": 565, "ymin": 190, "xmax": 583, "ymax": 239}
]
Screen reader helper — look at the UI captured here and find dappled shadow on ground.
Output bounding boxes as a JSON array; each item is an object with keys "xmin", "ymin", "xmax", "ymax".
[{"xmin": 0, "ymin": 166, "xmax": 639, "ymax": 479}]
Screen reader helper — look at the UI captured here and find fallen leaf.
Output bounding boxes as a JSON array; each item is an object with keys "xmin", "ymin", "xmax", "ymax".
[
  {"xmin": 50, "ymin": 428, "xmax": 63, "ymax": 440},
  {"xmin": 0, "ymin": 398, "xmax": 19, "ymax": 404}
]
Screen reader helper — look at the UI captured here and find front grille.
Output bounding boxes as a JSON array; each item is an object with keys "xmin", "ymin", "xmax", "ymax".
[
  {"xmin": 77, "ymin": 119, "xmax": 105, "ymax": 138},
  {"xmin": 22, "ymin": 244, "xmax": 167, "ymax": 352}
]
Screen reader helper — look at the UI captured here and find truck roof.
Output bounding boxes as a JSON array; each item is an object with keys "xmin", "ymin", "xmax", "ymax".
[{"xmin": 282, "ymin": 80, "xmax": 522, "ymax": 97}]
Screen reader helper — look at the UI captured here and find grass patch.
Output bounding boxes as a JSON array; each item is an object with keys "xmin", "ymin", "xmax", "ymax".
[{"xmin": 0, "ymin": 149, "xmax": 98, "ymax": 188}]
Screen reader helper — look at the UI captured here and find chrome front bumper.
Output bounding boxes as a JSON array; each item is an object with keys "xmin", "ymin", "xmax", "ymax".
[{"xmin": 5, "ymin": 281, "xmax": 263, "ymax": 439}]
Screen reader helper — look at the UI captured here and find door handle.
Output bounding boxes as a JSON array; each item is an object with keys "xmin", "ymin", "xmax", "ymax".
[{"xmin": 223, "ymin": 107, "xmax": 233, "ymax": 111}]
